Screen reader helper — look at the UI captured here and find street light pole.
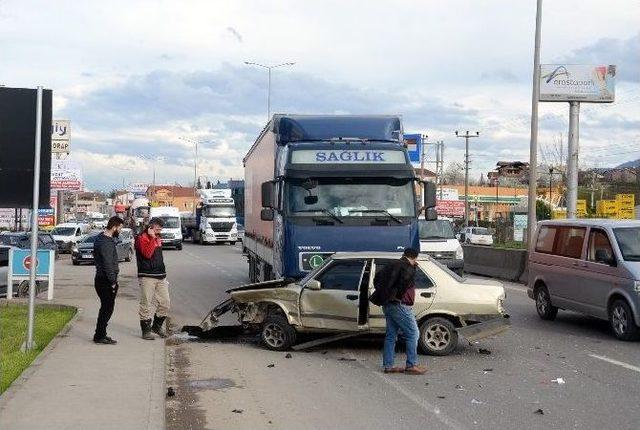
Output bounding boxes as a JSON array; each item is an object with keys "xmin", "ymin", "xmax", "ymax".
[
  {"xmin": 244, "ymin": 61, "xmax": 295, "ymax": 121},
  {"xmin": 455, "ymin": 130, "xmax": 480, "ymax": 227},
  {"xmin": 527, "ymin": 0, "xmax": 543, "ymax": 245}
]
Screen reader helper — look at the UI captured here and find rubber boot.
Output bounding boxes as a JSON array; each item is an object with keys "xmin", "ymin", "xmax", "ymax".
[
  {"xmin": 152, "ymin": 315, "xmax": 167, "ymax": 338},
  {"xmin": 140, "ymin": 319, "xmax": 154, "ymax": 340}
]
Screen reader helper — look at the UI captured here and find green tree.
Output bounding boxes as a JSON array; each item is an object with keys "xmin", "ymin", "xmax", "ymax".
[{"xmin": 536, "ymin": 199, "xmax": 551, "ymax": 220}]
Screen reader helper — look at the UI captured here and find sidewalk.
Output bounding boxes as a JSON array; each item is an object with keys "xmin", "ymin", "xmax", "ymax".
[{"xmin": 0, "ymin": 257, "xmax": 165, "ymax": 430}]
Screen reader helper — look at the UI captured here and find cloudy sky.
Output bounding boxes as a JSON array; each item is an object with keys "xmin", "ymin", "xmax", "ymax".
[{"xmin": 1, "ymin": 0, "xmax": 639, "ymax": 190}]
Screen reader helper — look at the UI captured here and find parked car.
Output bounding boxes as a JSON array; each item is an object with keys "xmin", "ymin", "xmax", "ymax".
[
  {"xmin": 528, "ymin": 219, "xmax": 640, "ymax": 340},
  {"xmin": 418, "ymin": 219, "xmax": 464, "ymax": 275},
  {"xmin": 0, "ymin": 231, "xmax": 59, "ymax": 259},
  {"xmin": 460, "ymin": 227, "xmax": 494, "ymax": 246},
  {"xmin": 198, "ymin": 252, "xmax": 510, "ymax": 355},
  {"xmin": 51, "ymin": 223, "xmax": 91, "ymax": 253},
  {"xmin": 71, "ymin": 228, "xmax": 135, "ymax": 265}
]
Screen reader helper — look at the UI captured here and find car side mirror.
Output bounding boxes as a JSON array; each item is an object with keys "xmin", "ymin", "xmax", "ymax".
[
  {"xmin": 261, "ymin": 181, "xmax": 275, "ymax": 208},
  {"xmin": 260, "ymin": 208, "xmax": 274, "ymax": 221},
  {"xmin": 306, "ymin": 279, "xmax": 321, "ymax": 290},
  {"xmin": 595, "ymin": 249, "xmax": 616, "ymax": 266}
]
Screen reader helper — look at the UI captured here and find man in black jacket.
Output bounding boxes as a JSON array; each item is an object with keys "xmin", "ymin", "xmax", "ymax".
[
  {"xmin": 370, "ymin": 248, "xmax": 426, "ymax": 375},
  {"xmin": 93, "ymin": 216, "xmax": 124, "ymax": 344}
]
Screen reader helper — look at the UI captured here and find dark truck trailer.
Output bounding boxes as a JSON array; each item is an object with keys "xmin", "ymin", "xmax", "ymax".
[{"xmin": 243, "ymin": 114, "xmax": 436, "ymax": 282}]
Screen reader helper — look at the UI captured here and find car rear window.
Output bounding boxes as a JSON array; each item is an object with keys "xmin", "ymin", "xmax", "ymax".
[
  {"xmin": 535, "ymin": 226, "xmax": 556, "ymax": 253},
  {"xmin": 554, "ymin": 227, "xmax": 586, "ymax": 259}
]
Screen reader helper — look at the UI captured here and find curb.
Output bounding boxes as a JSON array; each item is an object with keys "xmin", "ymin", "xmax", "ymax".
[{"xmin": 0, "ymin": 303, "xmax": 81, "ymax": 405}]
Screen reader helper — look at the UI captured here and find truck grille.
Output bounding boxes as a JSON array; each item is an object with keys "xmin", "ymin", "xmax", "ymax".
[
  {"xmin": 209, "ymin": 222, "xmax": 234, "ymax": 232},
  {"xmin": 160, "ymin": 233, "xmax": 174, "ymax": 239},
  {"xmin": 426, "ymin": 251, "xmax": 456, "ymax": 260}
]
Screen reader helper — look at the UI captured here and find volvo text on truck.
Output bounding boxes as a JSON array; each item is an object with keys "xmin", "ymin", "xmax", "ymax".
[{"xmin": 243, "ymin": 114, "xmax": 437, "ymax": 282}]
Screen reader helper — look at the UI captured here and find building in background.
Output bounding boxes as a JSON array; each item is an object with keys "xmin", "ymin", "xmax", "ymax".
[{"xmin": 146, "ymin": 185, "xmax": 199, "ymax": 211}]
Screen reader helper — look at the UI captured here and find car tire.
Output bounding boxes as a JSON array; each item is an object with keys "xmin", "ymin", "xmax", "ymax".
[
  {"xmin": 261, "ymin": 314, "xmax": 296, "ymax": 351},
  {"xmin": 125, "ymin": 249, "xmax": 132, "ymax": 262},
  {"xmin": 609, "ymin": 299, "xmax": 640, "ymax": 341},
  {"xmin": 418, "ymin": 317, "xmax": 458, "ymax": 356},
  {"xmin": 72, "ymin": 260, "xmax": 80, "ymax": 266},
  {"xmin": 230, "ymin": 241, "xmax": 237, "ymax": 245},
  {"xmin": 535, "ymin": 285, "xmax": 558, "ymax": 321},
  {"xmin": 176, "ymin": 243, "xmax": 183, "ymax": 251}
]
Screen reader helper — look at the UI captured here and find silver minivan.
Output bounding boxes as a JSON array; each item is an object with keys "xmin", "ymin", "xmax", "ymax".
[{"xmin": 528, "ymin": 219, "xmax": 640, "ymax": 340}]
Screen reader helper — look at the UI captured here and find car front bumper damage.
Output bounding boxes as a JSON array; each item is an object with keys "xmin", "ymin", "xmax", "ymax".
[{"xmin": 457, "ymin": 314, "xmax": 511, "ymax": 342}]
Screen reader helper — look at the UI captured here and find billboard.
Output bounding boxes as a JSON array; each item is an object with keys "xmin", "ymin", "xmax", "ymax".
[
  {"xmin": 540, "ymin": 65, "xmax": 615, "ymax": 103},
  {"xmin": 404, "ymin": 134, "xmax": 422, "ymax": 163},
  {"xmin": 50, "ymin": 160, "xmax": 83, "ymax": 191},
  {"xmin": 51, "ymin": 120, "xmax": 71, "ymax": 154},
  {"xmin": 436, "ymin": 200, "xmax": 464, "ymax": 217}
]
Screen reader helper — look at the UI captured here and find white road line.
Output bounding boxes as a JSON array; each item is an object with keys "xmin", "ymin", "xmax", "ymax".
[{"xmin": 589, "ymin": 354, "xmax": 640, "ymax": 374}]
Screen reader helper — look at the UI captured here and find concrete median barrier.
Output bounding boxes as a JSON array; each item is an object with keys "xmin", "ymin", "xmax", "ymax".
[{"xmin": 463, "ymin": 245, "xmax": 528, "ymax": 282}]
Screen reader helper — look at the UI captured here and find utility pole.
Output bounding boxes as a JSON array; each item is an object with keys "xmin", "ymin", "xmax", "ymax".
[
  {"xmin": 566, "ymin": 101, "xmax": 580, "ymax": 218},
  {"xmin": 455, "ymin": 131, "xmax": 479, "ymax": 227},
  {"xmin": 436, "ymin": 141, "xmax": 445, "ymax": 199},
  {"xmin": 244, "ymin": 61, "xmax": 295, "ymax": 120},
  {"xmin": 527, "ymin": 0, "xmax": 543, "ymax": 245}
]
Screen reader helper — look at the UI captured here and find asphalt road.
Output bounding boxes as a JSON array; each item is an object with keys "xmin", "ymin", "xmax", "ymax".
[{"xmin": 166, "ymin": 243, "xmax": 640, "ymax": 430}]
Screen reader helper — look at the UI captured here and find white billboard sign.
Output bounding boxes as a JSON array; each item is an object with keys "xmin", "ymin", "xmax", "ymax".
[
  {"xmin": 539, "ymin": 65, "xmax": 615, "ymax": 103},
  {"xmin": 50, "ymin": 160, "xmax": 83, "ymax": 191},
  {"xmin": 51, "ymin": 120, "xmax": 71, "ymax": 153}
]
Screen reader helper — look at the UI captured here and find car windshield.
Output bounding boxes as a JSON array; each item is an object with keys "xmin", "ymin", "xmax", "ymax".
[
  {"xmin": 613, "ymin": 227, "xmax": 640, "ymax": 261},
  {"xmin": 80, "ymin": 234, "xmax": 100, "ymax": 243},
  {"xmin": 51, "ymin": 227, "xmax": 76, "ymax": 236},
  {"xmin": 473, "ymin": 228, "xmax": 490, "ymax": 235},
  {"xmin": 159, "ymin": 217, "xmax": 180, "ymax": 228},
  {"xmin": 419, "ymin": 220, "xmax": 455, "ymax": 239},
  {"xmin": 203, "ymin": 206, "xmax": 236, "ymax": 217},
  {"xmin": 287, "ymin": 178, "xmax": 416, "ymax": 218}
]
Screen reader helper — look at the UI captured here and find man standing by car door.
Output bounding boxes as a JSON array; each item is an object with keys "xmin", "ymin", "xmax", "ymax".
[
  {"xmin": 135, "ymin": 218, "xmax": 170, "ymax": 340},
  {"xmin": 370, "ymin": 248, "xmax": 427, "ymax": 375},
  {"xmin": 93, "ymin": 216, "xmax": 124, "ymax": 345}
]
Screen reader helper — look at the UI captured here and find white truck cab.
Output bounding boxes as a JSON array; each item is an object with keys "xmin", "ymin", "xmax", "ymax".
[
  {"xmin": 149, "ymin": 206, "xmax": 183, "ymax": 250},
  {"xmin": 418, "ymin": 219, "xmax": 464, "ymax": 275},
  {"xmin": 196, "ymin": 189, "xmax": 238, "ymax": 245}
]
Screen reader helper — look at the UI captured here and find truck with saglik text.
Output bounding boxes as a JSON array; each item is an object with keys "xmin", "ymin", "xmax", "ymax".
[
  {"xmin": 183, "ymin": 189, "xmax": 239, "ymax": 245},
  {"xmin": 243, "ymin": 114, "xmax": 437, "ymax": 282}
]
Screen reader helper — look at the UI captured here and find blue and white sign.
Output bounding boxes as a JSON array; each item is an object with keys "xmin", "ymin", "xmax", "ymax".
[
  {"xmin": 404, "ymin": 134, "xmax": 422, "ymax": 163},
  {"xmin": 7, "ymin": 248, "xmax": 55, "ymax": 300},
  {"xmin": 291, "ymin": 150, "xmax": 406, "ymax": 164}
]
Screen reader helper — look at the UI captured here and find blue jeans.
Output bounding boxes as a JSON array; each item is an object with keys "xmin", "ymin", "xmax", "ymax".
[{"xmin": 382, "ymin": 303, "xmax": 419, "ymax": 369}]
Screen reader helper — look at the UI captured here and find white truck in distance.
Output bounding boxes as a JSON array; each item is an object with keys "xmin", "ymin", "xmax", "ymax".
[
  {"xmin": 130, "ymin": 197, "xmax": 150, "ymax": 229},
  {"xmin": 184, "ymin": 189, "xmax": 238, "ymax": 245},
  {"xmin": 149, "ymin": 206, "xmax": 183, "ymax": 250}
]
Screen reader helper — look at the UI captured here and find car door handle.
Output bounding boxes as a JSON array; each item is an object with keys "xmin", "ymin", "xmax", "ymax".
[
  {"xmin": 346, "ymin": 294, "xmax": 359, "ymax": 301},
  {"xmin": 420, "ymin": 292, "xmax": 432, "ymax": 298}
]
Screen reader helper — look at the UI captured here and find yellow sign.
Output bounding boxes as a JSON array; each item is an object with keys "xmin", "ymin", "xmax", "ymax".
[
  {"xmin": 576, "ymin": 199, "xmax": 587, "ymax": 217},
  {"xmin": 552, "ymin": 209, "xmax": 567, "ymax": 219}
]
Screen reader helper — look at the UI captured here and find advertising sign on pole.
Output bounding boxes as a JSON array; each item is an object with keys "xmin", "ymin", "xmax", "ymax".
[
  {"xmin": 51, "ymin": 120, "xmax": 70, "ymax": 154},
  {"xmin": 50, "ymin": 160, "xmax": 83, "ymax": 191},
  {"xmin": 436, "ymin": 200, "xmax": 465, "ymax": 217},
  {"xmin": 404, "ymin": 134, "xmax": 422, "ymax": 163},
  {"xmin": 539, "ymin": 65, "xmax": 616, "ymax": 103},
  {"xmin": 513, "ymin": 214, "xmax": 528, "ymax": 242}
]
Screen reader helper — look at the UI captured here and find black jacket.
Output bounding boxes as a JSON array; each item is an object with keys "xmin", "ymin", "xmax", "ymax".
[
  {"xmin": 370, "ymin": 257, "xmax": 416, "ymax": 306},
  {"xmin": 94, "ymin": 233, "xmax": 119, "ymax": 285},
  {"xmin": 135, "ymin": 232, "xmax": 166, "ymax": 279}
]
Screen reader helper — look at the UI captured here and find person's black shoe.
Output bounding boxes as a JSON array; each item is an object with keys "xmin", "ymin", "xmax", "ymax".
[{"xmin": 94, "ymin": 337, "xmax": 117, "ymax": 345}]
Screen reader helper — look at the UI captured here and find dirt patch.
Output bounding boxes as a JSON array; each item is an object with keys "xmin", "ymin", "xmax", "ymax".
[{"xmin": 166, "ymin": 344, "xmax": 208, "ymax": 430}]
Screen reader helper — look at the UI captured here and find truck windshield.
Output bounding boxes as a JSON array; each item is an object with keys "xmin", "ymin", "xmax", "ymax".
[
  {"xmin": 134, "ymin": 207, "xmax": 149, "ymax": 218},
  {"xmin": 613, "ymin": 227, "xmax": 640, "ymax": 261},
  {"xmin": 287, "ymin": 178, "xmax": 416, "ymax": 217},
  {"xmin": 203, "ymin": 206, "xmax": 236, "ymax": 217},
  {"xmin": 159, "ymin": 217, "xmax": 180, "ymax": 229},
  {"xmin": 419, "ymin": 220, "xmax": 455, "ymax": 239}
]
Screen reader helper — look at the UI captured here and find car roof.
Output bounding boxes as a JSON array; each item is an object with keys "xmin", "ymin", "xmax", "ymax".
[
  {"xmin": 331, "ymin": 251, "xmax": 430, "ymax": 261},
  {"xmin": 538, "ymin": 219, "xmax": 640, "ymax": 228}
]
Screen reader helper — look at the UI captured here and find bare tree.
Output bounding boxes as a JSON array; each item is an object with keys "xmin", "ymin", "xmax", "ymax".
[{"xmin": 442, "ymin": 162, "xmax": 465, "ymax": 185}]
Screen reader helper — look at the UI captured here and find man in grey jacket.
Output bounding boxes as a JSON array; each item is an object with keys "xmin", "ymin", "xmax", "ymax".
[{"xmin": 93, "ymin": 216, "xmax": 124, "ymax": 344}]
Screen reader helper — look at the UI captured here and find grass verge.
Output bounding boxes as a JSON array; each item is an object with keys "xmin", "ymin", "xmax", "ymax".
[
  {"xmin": 493, "ymin": 241, "xmax": 527, "ymax": 250},
  {"xmin": 1, "ymin": 303, "xmax": 76, "ymax": 393}
]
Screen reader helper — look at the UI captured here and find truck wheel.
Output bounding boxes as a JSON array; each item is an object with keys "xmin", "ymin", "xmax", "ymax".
[
  {"xmin": 418, "ymin": 317, "xmax": 458, "ymax": 356},
  {"xmin": 176, "ymin": 243, "xmax": 183, "ymax": 251},
  {"xmin": 72, "ymin": 259, "xmax": 80, "ymax": 266},
  {"xmin": 229, "ymin": 241, "xmax": 237, "ymax": 245},
  {"xmin": 609, "ymin": 299, "xmax": 640, "ymax": 341},
  {"xmin": 261, "ymin": 314, "xmax": 296, "ymax": 351},
  {"xmin": 192, "ymin": 233, "xmax": 197, "ymax": 244},
  {"xmin": 248, "ymin": 256, "xmax": 257, "ymax": 283},
  {"xmin": 535, "ymin": 285, "xmax": 558, "ymax": 321}
]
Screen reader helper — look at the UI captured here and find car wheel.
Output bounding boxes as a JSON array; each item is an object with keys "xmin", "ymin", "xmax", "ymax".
[
  {"xmin": 418, "ymin": 317, "xmax": 458, "ymax": 356},
  {"xmin": 261, "ymin": 314, "xmax": 296, "ymax": 351},
  {"xmin": 72, "ymin": 259, "xmax": 80, "ymax": 266},
  {"xmin": 230, "ymin": 241, "xmax": 237, "ymax": 245},
  {"xmin": 609, "ymin": 299, "xmax": 640, "ymax": 341},
  {"xmin": 535, "ymin": 285, "xmax": 558, "ymax": 320},
  {"xmin": 125, "ymin": 249, "xmax": 132, "ymax": 262},
  {"xmin": 176, "ymin": 243, "xmax": 183, "ymax": 251}
]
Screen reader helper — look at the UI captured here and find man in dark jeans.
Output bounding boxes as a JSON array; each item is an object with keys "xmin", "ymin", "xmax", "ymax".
[
  {"xmin": 370, "ymin": 248, "xmax": 426, "ymax": 375},
  {"xmin": 93, "ymin": 216, "xmax": 124, "ymax": 344}
]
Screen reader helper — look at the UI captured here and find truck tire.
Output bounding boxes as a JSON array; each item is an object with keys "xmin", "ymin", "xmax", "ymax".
[
  {"xmin": 418, "ymin": 317, "xmax": 458, "ymax": 356},
  {"xmin": 176, "ymin": 243, "xmax": 183, "ymax": 251},
  {"xmin": 229, "ymin": 241, "xmax": 237, "ymax": 245},
  {"xmin": 248, "ymin": 255, "xmax": 257, "ymax": 283},
  {"xmin": 192, "ymin": 233, "xmax": 197, "ymax": 244},
  {"xmin": 261, "ymin": 314, "xmax": 296, "ymax": 351}
]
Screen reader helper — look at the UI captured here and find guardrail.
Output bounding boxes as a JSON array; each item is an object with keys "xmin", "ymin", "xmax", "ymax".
[{"xmin": 463, "ymin": 244, "xmax": 527, "ymax": 282}]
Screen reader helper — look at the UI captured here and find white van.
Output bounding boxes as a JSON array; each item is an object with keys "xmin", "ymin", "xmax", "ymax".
[
  {"xmin": 149, "ymin": 206, "xmax": 183, "ymax": 250},
  {"xmin": 51, "ymin": 223, "xmax": 90, "ymax": 253},
  {"xmin": 418, "ymin": 219, "xmax": 464, "ymax": 275}
]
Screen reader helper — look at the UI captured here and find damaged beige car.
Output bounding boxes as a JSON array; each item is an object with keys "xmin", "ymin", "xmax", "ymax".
[{"xmin": 197, "ymin": 252, "xmax": 510, "ymax": 355}]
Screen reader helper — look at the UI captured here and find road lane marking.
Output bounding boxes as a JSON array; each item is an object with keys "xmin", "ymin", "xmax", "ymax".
[{"xmin": 589, "ymin": 354, "xmax": 640, "ymax": 374}]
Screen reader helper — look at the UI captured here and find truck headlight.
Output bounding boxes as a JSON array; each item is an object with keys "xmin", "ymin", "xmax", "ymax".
[
  {"xmin": 455, "ymin": 246, "xmax": 464, "ymax": 260},
  {"xmin": 72, "ymin": 245, "xmax": 78, "ymax": 253}
]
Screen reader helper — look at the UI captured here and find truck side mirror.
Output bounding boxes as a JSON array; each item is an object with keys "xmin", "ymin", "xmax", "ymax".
[
  {"xmin": 423, "ymin": 181, "xmax": 437, "ymax": 220},
  {"xmin": 260, "ymin": 208, "xmax": 274, "ymax": 221},
  {"xmin": 261, "ymin": 181, "xmax": 275, "ymax": 208}
]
